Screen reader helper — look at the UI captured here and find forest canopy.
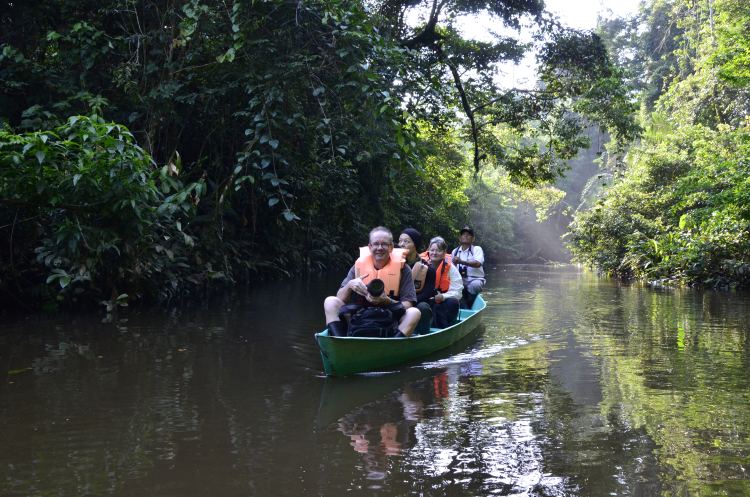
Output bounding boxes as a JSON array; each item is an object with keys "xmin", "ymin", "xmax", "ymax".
[{"xmin": 0, "ymin": 0, "xmax": 637, "ymax": 309}]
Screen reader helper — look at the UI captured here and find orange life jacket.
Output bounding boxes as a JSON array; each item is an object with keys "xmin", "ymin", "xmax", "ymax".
[
  {"xmin": 354, "ymin": 247, "xmax": 405, "ymax": 298},
  {"xmin": 419, "ymin": 252, "xmax": 452, "ymax": 293}
]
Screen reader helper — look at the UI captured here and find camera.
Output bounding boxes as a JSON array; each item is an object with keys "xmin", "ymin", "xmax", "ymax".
[{"xmin": 367, "ymin": 278, "xmax": 385, "ymax": 297}]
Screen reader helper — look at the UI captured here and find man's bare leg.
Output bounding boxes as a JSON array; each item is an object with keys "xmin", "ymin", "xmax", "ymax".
[
  {"xmin": 397, "ymin": 307, "xmax": 421, "ymax": 337},
  {"xmin": 324, "ymin": 296, "xmax": 346, "ymax": 336}
]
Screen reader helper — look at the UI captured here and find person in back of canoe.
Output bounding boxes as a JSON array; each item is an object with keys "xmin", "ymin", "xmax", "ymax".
[
  {"xmin": 451, "ymin": 225, "xmax": 485, "ymax": 308},
  {"xmin": 421, "ymin": 236, "xmax": 463, "ymax": 328},
  {"xmin": 323, "ymin": 226, "xmax": 421, "ymax": 338},
  {"xmin": 398, "ymin": 227, "xmax": 434, "ymax": 334}
]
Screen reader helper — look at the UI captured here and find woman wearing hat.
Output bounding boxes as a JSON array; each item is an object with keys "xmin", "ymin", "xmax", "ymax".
[
  {"xmin": 398, "ymin": 228, "xmax": 435, "ymax": 333},
  {"xmin": 398, "ymin": 228, "xmax": 423, "ymax": 266}
]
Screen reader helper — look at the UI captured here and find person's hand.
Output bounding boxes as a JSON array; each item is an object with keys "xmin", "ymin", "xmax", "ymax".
[
  {"xmin": 366, "ymin": 294, "xmax": 392, "ymax": 306},
  {"xmin": 434, "ymin": 293, "xmax": 445, "ymax": 304},
  {"xmin": 453, "ymin": 257, "xmax": 462, "ymax": 265},
  {"xmin": 348, "ymin": 278, "xmax": 368, "ymax": 296}
]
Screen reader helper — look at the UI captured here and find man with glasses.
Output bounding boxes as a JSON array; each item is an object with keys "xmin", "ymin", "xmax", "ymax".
[{"xmin": 323, "ymin": 226, "xmax": 420, "ymax": 337}]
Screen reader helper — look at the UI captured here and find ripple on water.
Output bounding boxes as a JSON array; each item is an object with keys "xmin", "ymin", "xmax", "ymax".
[{"xmin": 3, "ymin": 266, "xmax": 750, "ymax": 497}]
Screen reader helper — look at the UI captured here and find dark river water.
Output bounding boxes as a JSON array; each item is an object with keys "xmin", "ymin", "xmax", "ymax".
[{"xmin": 2, "ymin": 265, "xmax": 750, "ymax": 497}]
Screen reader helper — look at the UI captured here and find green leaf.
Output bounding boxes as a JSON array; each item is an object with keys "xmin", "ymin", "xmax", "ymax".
[
  {"xmin": 282, "ymin": 209, "xmax": 299, "ymax": 222},
  {"xmin": 678, "ymin": 214, "xmax": 692, "ymax": 230},
  {"xmin": 268, "ymin": 197, "xmax": 279, "ymax": 207},
  {"xmin": 237, "ymin": 174, "xmax": 254, "ymax": 185},
  {"xmin": 356, "ymin": 151, "xmax": 371, "ymax": 161}
]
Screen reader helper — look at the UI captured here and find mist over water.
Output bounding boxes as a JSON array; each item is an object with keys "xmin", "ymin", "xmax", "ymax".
[{"xmin": 494, "ymin": 130, "xmax": 606, "ymax": 265}]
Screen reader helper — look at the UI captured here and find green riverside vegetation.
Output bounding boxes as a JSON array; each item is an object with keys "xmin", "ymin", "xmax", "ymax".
[
  {"xmin": 2, "ymin": 0, "xmax": 747, "ymax": 304},
  {"xmin": 568, "ymin": 0, "xmax": 750, "ymax": 289}
]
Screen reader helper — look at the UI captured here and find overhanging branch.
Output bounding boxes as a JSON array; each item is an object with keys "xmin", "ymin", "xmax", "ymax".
[{"xmin": 434, "ymin": 44, "xmax": 480, "ymax": 174}]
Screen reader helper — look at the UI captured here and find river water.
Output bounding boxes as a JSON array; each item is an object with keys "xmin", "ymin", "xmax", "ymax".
[{"xmin": 2, "ymin": 265, "xmax": 750, "ymax": 497}]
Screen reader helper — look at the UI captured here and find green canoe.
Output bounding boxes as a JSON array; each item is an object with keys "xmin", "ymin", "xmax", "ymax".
[{"xmin": 314, "ymin": 295, "xmax": 486, "ymax": 376}]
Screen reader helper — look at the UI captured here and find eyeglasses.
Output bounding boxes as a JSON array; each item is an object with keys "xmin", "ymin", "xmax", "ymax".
[{"xmin": 370, "ymin": 242, "xmax": 392, "ymax": 249}]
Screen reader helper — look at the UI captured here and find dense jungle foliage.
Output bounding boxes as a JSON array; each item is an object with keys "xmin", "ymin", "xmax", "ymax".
[
  {"xmin": 1, "ymin": 0, "xmax": 637, "ymax": 310},
  {"xmin": 568, "ymin": 0, "xmax": 750, "ymax": 289}
]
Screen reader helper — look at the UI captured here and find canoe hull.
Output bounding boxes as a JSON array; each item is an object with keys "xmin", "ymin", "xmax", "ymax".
[{"xmin": 314, "ymin": 295, "xmax": 486, "ymax": 376}]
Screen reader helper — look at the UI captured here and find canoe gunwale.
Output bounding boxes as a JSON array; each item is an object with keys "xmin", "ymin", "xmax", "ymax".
[{"xmin": 314, "ymin": 295, "xmax": 486, "ymax": 376}]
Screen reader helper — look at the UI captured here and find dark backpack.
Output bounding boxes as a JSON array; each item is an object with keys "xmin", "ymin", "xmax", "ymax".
[{"xmin": 339, "ymin": 303, "xmax": 405, "ymax": 338}]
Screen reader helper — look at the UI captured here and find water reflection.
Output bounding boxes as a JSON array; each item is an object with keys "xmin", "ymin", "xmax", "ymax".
[
  {"xmin": 335, "ymin": 377, "xmax": 438, "ymax": 482},
  {"xmin": 322, "ymin": 358, "xmax": 575, "ymax": 495},
  {"xmin": 3, "ymin": 267, "xmax": 750, "ymax": 496}
]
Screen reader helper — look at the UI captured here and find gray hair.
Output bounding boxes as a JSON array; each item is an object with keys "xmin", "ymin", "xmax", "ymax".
[
  {"xmin": 428, "ymin": 236, "xmax": 447, "ymax": 251},
  {"xmin": 369, "ymin": 226, "xmax": 393, "ymax": 244}
]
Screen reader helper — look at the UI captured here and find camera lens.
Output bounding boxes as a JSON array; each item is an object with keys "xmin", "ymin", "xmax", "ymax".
[{"xmin": 367, "ymin": 278, "xmax": 385, "ymax": 297}]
